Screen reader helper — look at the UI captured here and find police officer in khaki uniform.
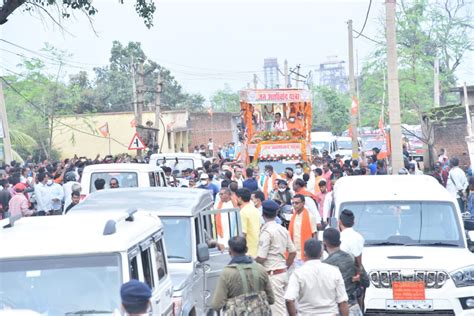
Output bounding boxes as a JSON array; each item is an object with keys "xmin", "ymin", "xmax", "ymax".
[{"xmin": 256, "ymin": 200, "xmax": 297, "ymax": 315}]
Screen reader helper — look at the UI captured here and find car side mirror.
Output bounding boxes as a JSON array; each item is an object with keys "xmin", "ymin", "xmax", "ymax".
[
  {"xmin": 197, "ymin": 243, "xmax": 210, "ymax": 262},
  {"xmin": 329, "ymin": 217, "xmax": 338, "ymax": 229}
]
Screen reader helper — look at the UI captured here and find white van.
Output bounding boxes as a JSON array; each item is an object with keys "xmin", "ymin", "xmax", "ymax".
[
  {"xmin": 330, "ymin": 175, "xmax": 474, "ymax": 315},
  {"xmin": 311, "ymin": 132, "xmax": 338, "ymax": 158},
  {"xmin": 0, "ymin": 210, "xmax": 174, "ymax": 315},
  {"xmin": 149, "ymin": 153, "xmax": 205, "ymax": 177},
  {"xmin": 80, "ymin": 163, "xmax": 167, "ymax": 197},
  {"xmin": 336, "ymin": 136, "xmax": 363, "ymax": 161}
]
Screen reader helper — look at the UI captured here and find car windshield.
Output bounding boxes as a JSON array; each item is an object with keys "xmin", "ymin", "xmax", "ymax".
[
  {"xmin": 257, "ymin": 160, "xmax": 298, "ymax": 174},
  {"xmin": 341, "ymin": 201, "xmax": 463, "ymax": 247},
  {"xmin": 161, "ymin": 217, "xmax": 192, "ymax": 262},
  {"xmin": 156, "ymin": 158, "xmax": 195, "ymax": 177},
  {"xmin": 90, "ymin": 172, "xmax": 138, "ymax": 193},
  {"xmin": 337, "ymin": 140, "xmax": 352, "ymax": 149},
  {"xmin": 0, "ymin": 254, "xmax": 121, "ymax": 314},
  {"xmin": 312, "ymin": 141, "xmax": 329, "ymax": 151}
]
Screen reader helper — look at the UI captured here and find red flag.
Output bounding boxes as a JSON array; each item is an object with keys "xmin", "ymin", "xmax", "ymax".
[
  {"xmin": 348, "ymin": 125, "xmax": 353, "ymax": 137},
  {"xmin": 98, "ymin": 123, "xmax": 109, "ymax": 137},
  {"xmin": 351, "ymin": 96, "xmax": 359, "ymax": 115}
]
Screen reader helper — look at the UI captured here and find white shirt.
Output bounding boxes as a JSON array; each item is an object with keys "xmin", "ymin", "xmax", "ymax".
[
  {"xmin": 340, "ymin": 227, "xmax": 365, "ymax": 257},
  {"xmin": 284, "ymin": 260, "xmax": 348, "ymax": 315},
  {"xmin": 208, "ymin": 142, "xmax": 214, "ymax": 151},
  {"xmin": 304, "ymin": 197, "xmax": 322, "ymax": 225},
  {"xmin": 35, "ymin": 182, "xmax": 64, "ymax": 212},
  {"xmin": 214, "ymin": 200, "xmax": 236, "ymax": 247},
  {"xmin": 446, "ymin": 166, "xmax": 468, "ymax": 198},
  {"xmin": 63, "ymin": 181, "xmax": 80, "ymax": 210}
]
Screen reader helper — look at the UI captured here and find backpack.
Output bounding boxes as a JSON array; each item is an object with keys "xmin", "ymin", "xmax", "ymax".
[{"xmin": 223, "ymin": 263, "xmax": 272, "ymax": 316}]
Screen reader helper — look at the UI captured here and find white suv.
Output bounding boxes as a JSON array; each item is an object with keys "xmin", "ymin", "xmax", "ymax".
[
  {"xmin": 0, "ymin": 210, "xmax": 174, "ymax": 315},
  {"xmin": 331, "ymin": 175, "xmax": 474, "ymax": 315}
]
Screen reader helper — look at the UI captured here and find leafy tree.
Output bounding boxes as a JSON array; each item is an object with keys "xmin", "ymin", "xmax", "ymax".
[
  {"xmin": 0, "ymin": 0, "xmax": 156, "ymax": 28},
  {"xmin": 210, "ymin": 84, "xmax": 240, "ymax": 112},
  {"xmin": 91, "ymin": 41, "xmax": 205, "ymax": 113},
  {"xmin": 3, "ymin": 58, "xmax": 76, "ymax": 159},
  {"xmin": 312, "ymin": 86, "xmax": 350, "ymax": 135},
  {"xmin": 359, "ymin": 0, "xmax": 473, "ymax": 126}
]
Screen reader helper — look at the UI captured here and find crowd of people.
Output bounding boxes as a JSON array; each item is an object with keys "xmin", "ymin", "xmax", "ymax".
[{"xmin": 1, "ymin": 143, "xmax": 472, "ymax": 315}]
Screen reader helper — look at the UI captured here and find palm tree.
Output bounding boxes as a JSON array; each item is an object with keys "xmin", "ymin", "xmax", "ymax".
[{"xmin": 8, "ymin": 129, "xmax": 37, "ymax": 164}]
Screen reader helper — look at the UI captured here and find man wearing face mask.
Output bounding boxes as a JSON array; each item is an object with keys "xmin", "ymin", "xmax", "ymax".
[
  {"xmin": 259, "ymin": 165, "xmax": 279, "ymax": 200},
  {"xmin": 294, "ymin": 163, "xmax": 304, "ymax": 180},
  {"xmin": 35, "ymin": 173, "xmax": 64, "ymax": 215},
  {"xmin": 272, "ymin": 180, "xmax": 293, "ymax": 206}
]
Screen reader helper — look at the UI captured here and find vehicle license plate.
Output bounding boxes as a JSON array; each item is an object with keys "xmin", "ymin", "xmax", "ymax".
[{"xmin": 386, "ymin": 299, "xmax": 433, "ymax": 310}]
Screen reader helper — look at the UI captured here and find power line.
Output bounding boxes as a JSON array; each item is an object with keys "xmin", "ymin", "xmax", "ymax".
[
  {"xmin": 352, "ymin": 29, "xmax": 384, "ymax": 45},
  {"xmin": 354, "ymin": 0, "xmax": 372, "ymax": 39},
  {"xmin": 0, "ymin": 76, "xmax": 128, "ymax": 148}
]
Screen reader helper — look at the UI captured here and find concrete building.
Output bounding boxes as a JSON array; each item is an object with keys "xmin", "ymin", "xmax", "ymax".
[
  {"xmin": 52, "ymin": 110, "xmax": 190, "ymax": 159},
  {"xmin": 424, "ymin": 85, "xmax": 474, "ymax": 168},
  {"xmin": 189, "ymin": 112, "xmax": 240, "ymax": 151}
]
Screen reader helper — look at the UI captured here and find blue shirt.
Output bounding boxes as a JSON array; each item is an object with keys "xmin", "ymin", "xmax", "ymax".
[
  {"xmin": 199, "ymin": 183, "xmax": 219, "ymax": 199},
  {"xmin": 369, "ymin": 162, "xmax": 377, "ymax": 175},
  {"xmin": 243, "ymin": 178, "xmax": 259, "ymax": 192}
]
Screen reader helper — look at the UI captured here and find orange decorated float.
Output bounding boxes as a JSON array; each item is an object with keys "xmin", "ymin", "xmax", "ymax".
[{"xmin": 239, "ymin": 89, "xmax": 312, "ymax": 173}]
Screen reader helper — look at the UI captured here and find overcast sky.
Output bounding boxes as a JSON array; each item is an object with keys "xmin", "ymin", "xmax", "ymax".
[{"xmin": 0, "ymin": 0, "xmax": 472, "ymax": 100}]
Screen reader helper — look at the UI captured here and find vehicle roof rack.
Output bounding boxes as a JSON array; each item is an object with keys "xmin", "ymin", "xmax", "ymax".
[
  {"xmin": 103, "ymin": 208, "xmax": 138, "ymax": 236},
  {"xmin": 1, "ymin": 214, "xmax": 21, "ymax": 229}
]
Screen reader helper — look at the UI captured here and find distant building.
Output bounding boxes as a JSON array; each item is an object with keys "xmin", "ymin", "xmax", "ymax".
[
  {"xmin": 263, "ymin": 58, "xmax": 280, "ymax": 89},
  {"xmin": 423, "ymin": 85, "xmax": 474, "ymax": 168},
  {"xmin": 52, "ymin": 110, "xmax": 191, "ymax": 158},
  {"xmin": 189, "ymin": 112, "xmax": 240, "ymax": 150},
  {"xmin": 318, "ymin": 56, "xmax": 348, "ymax": 93}
]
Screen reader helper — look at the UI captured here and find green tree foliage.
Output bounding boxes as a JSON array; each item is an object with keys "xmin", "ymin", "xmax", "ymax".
[
  {"xmin": 2, "ymin": 42, "xmax": 204, "ymax": 160},
  {"xmin": 3, "ymin": 58, "xmax": 77, "ymax": 160},
  {"xmin": 359, "ymin": 0, "xmax": 473, "ymax": 127},
  {"xmin": 92, "ymin": 41, "xmax": 205, "ymax": 113},
  {"xmin": 210, "ymin": 84, "xmax": 240, "ymax": 112},
  {"xmin": 312, "ymin": 86, "xmax": 350, "ymax": 135},
  {"xmin": 0, "ymin": 0, "xmax": 156, "ymax": 28}
]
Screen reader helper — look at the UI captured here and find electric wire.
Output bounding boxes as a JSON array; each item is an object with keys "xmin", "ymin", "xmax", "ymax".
[{"xmin": 354, "ymin": 0, "xmax": 373, "ymax": 39}]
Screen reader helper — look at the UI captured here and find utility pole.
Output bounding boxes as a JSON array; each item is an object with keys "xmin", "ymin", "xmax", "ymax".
[
  {"xmin": 434, "ymin": 57, "xmax": 440, "ymax": 107},
  {"xmin": 295, "ymin": 65, "xmax": 301, "ymax": 88},
  {"xmin": 155, "ymin": 71, "xmax": 163, "ymax": 153},
  {"xmin": 348, "ymin": 19, "xmax": 359, "ymax": 159},
  {"xmin": 284, "ymin": 60, "xmax": 289, "ymax": 88},
  {"xmin": 0, "ymin": 83, "xmax": 12, "ymax": 164},
  {"xmin": 136, "ymin": 59, "xmax": 145, "ymax": 156},
  {"xmin": 464, "ymin": 82, "xmax": 472, "ymax": 137},
  {"xmin": 131, "ymin": 57, "xmax": 138, "ymax": 117},
  {"xmin": 386, "ymin": 0, "xmax": 404, "ymax": 172},
  {"xmin": 253, "ymin": 74, "xmax": 258, "ymax": 89}
]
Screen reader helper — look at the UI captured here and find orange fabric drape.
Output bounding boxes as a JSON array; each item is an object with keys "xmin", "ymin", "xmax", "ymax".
[
  {"xmin": 297, "ymin": 188, "xmax": 318, "ymax": 203},
  {"xmin": 263, "ymin": 173, "xmax": 277, "ymax": 199},
  {"xmin": 289, "ymin": 208, "xmax": 313, "ymax": 260},
  {"xmin": 216, "ymin": 200, "xmax": 224, "ymax": 238}
]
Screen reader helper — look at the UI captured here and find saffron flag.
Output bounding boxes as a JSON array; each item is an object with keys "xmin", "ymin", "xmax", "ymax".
[
  {"xmin": 351, "ymin": 96, "xmax": 359, "ymax": 115},
  {"xmin": 378, "ymin": 114, "xmax": 385, "ymax": 136},
  {"xmin": 130, "ymin": 119, "xmax": 137, "ymax": 128},
  {"xmin": 98, "ymin": 123, "xmax": 109, "ymax": 137},
  {"xmin": 208, "ymin": 106, "xmax": 213, "ymax": 117}
]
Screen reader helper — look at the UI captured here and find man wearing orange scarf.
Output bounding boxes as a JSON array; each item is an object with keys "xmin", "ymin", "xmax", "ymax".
[
  {"xmin": 259, "ymin": 165, "xmax": 279, "ymax": 200},
  {"xmin": 293, "ymin": 179, "xmax": 322, "ymax": 230},
  {"xmin": 214, "ymin": 187, "xmax": 238, "ymax": 250},
  {"xmin": 288, "ymin": 194, "xmax": 318, "ymax": 266}
]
